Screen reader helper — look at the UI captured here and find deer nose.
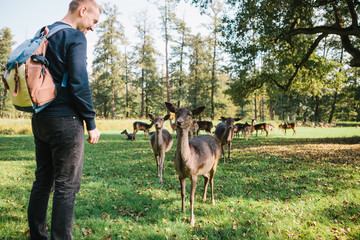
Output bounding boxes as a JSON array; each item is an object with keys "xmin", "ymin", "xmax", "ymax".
[{"xmin": 176, "ymin": 120, "xmax": 183, "ymax": 126}]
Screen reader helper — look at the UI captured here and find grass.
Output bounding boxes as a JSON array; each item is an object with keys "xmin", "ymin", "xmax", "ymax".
[{"xmin": 0, "ymin": 119, "xmax": 360, "ymax": 239}]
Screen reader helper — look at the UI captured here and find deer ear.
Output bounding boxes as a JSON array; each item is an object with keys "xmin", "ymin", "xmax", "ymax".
[
  {"xmin": 163, "ymin": 114, "xmax": 170, "ymax": 121},
  {"xmin": 220, "ymin": 116, "xmax": 226, "ymax": 121},
  {"xmin": 165, "ymin": 102, "xmax": 177, "ymax": 113},
  {"xmin": 234, "ymin": 118, "xmax": 241, "ymax": 122},
  {"xmin": 148, "ymin": 114, "xmax": 155, "ymax": 120},
  {"xmin": 192, "ymin": 106, "xmax": 205, "ymax": 115}
]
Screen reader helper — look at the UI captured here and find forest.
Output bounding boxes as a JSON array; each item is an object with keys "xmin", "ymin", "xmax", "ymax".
[{"xmin": 1, "ymin": 0, "xmax": 360, "ymax": 123}]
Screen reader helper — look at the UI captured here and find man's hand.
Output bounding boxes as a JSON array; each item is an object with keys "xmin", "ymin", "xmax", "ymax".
[{"xmin": 87, "ymin": 128, "xmax": 100, "ymax": 144}]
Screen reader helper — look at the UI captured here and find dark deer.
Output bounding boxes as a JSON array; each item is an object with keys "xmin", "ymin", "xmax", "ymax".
[
  {"xmin": 195, "ymin": 120, "xmax": 213, "ymax": 136},
  {"xmin": 149, "ymin": 114, "xmax": 173, "ymax": 184},
  {"xmin": 250, "ymin": 119, "xmax": 269, "ymax": 137},
  {"xmin": 234, "ymin": 122, "xmax": 250, "ymax": 140},
  {"xmin": 214, "ymin": 117, "xmax": 240, "ymax": 162},
  {"xmin": 121, "ymin": 130, "xmax": 135, "ymax": 140},
  {"xmin": 133, "ymin": 119, "xmax": 154, "ymax": 139},
  {"xmin": 165, "ymin": 102, "xmax": 220, "ymax": 227},
  {"xmin": 279, "ymin": 122, "xmax": 296, "ymax": 135}
]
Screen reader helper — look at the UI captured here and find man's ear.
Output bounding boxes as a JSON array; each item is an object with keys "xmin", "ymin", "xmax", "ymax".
[
  {"xmin": 79, "ymin": 5, "xmax": 87, "ymax": 17},
  {"xmin": 163, "ymin": 114, "xmax": 170, "ymax": 121},
  {"xmin": 192, "ymin": 106, "xmax": 205, "ymax": 116},
  {"xmin": 165, "ymin": 102, "xmax": 177, "ymax": 113}
]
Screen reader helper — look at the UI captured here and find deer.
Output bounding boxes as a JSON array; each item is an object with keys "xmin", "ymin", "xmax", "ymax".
[
  {"xmin": 278, "ymin": 122, "xmax": 296, "ymax": 135},
  {"xmin": 149, "ymin": 113, "xmax": 173, "ymax": 184},
  {"xmin": 234, "ymin": 122, "xmax": 250, "ymax": 140},
  {"xmin": 214, "ymin": 117, "xmax": 241, "ymax": 163},
  {"xmin": 133, "ymin": 119, "xmax": 154, "ymax": 140},
  {"xmin": 165, "ymin": 102, "xmax": 220, "ymax": 227},
  {"xmin": 250, "ymin": 119, "xmax": 269, "ymax": 137},
  {"xmin": 121, "ymin": 130, "xmax": 135, "ymax": 140},
  {"xmin": 195, "ymin": 121, "xmax": 213, "ymax": 136}
]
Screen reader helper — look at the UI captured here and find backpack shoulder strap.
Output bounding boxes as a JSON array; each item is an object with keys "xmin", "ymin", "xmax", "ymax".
[{"xmin": 46, "ymin": 24, "xmax": 74, "ymax": 39}]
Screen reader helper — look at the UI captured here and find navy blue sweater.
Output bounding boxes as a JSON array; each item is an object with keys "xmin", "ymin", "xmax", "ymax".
[{"xmin": 37, "ymin": 21, "xmax": 96, "ymax": 131}]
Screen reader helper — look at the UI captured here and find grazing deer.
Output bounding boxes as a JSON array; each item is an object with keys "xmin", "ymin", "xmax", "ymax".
[
  {"xmin": 195, "ymin": 120, "xmax": 213, "ymax": 136},
  {"xmin": 133, "ymin": 119, "xmax": 154, "ymax": 139},
  {"xmin": 279, "ymin": 122, "xmax": 296, "ymax": 135},
  {"xmin": 149, "ymin": 114, "xmax": 173, "ymax": 184},
  {"xmin": 121, "ymin": 130, "xmax": 135, "ymax": 140},
  {"xmin": 165, "ymin": 102, "xmax": 220, "ymax": 227},
  {"xmin": 250, "ymin": 119, "xmax": 269, "ymax": 137},
  {"xmin": 214, "ymin": 117, "xmax": 240, "ymax": 162}
]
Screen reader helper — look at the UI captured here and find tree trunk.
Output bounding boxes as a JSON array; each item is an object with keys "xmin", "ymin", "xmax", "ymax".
[
  {"xmin": 254, "ymin": 93, "xmax": 257, "ymax": 120},
  {"xmin": 328, "ymin": 91, "xmax": 338, "ymax": 123}
]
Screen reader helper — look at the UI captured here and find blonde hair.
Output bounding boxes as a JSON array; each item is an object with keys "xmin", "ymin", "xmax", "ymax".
[{"xmin": 69, "ymin": 0, "xmax": 101, "ymax": 14}]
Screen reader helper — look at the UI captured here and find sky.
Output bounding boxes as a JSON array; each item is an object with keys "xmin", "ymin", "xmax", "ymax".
[{"xmin": 0, "ymin": 0, "xmax": 211, "ymax": 69}]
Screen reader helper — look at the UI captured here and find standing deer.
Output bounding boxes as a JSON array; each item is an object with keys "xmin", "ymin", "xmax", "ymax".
[
  {"xmin": 250, "ymin": 119, "xmax": 269, "ymax": 137},
  {"xmin": 195, "ymin": 121, "xmax": 213, "ymax": 136},
  {"xmin": 121, "ymin": 130, "xmax": 135, "ymax": 140},
  {"xmin": 165, "ymin": 102, "xmax": 220, "ymax": 227},
  {"xmin": 279, "ymin": 122, "xmax": 296, "ymax": 135},
  {"xmin": 133, "ymin": 119, "xmax": 154, "ymax": 140},
  {"xmin": 149, "ymin": 114, "xmax": 173, "ymax": 184},
  {"xmin": 234, "ymin": 122, "xmax": 250, "ymax": 140},
  {"xmin": 214, "ymin": 117, "xmax": 240, "ymax": 162}
]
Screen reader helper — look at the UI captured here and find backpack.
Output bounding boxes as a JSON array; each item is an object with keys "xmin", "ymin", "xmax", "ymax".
[{"xmin": 1, "ymin": 24, "xmax": 72, "ymax": 113}]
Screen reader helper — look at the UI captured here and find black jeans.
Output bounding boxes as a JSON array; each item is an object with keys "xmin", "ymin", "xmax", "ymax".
[{"xmin": 28, "ymin": 115, "xmax": 84, "ymax": 240}]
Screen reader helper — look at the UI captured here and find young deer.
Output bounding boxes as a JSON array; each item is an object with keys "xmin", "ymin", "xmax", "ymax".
[
  {"xmin": 133, "ymin": 119, "xmax": 154, "ymax": 139},
  {"xmin": 165, "ymin": 102, "xmax": 220, "ymax": 227},
  {"xmin": 149, "ymin": 114, "xmax": 173, "ymax": 184},
  {"xmin": 121, "ymin": 130, "xmax": 135, "ymax": 140},
  {"xmin": 214, "ymin": 117, "xmax": 240, "ymax": 163}
]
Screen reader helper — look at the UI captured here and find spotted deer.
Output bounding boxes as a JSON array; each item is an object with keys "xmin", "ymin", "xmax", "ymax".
[
  {"xmin": 214, "ymin": 117, "xmax": 240, "ymax": 162},
  {"xmin": 165, "ymin": 102, "xmax": 220, "ymax": 227},
  {"xmin": 149, "ymin": 114, "xmax": 173, "ymax": 184}
]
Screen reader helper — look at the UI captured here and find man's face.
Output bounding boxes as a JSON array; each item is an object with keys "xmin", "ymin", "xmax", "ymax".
[{"xmin": 78, "ymin": 5, "xmax": 100, "ymax": 35}]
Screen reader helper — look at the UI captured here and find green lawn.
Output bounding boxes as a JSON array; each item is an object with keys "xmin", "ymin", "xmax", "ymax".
[{"xmin": 1, "ymin": 121, "xmax": 360, "ymax": 239}]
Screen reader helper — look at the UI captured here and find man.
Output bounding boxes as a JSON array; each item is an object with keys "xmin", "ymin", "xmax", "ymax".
[{"xmin": 28, "ymin": 1, "xmax": 101, "ymax": 239}]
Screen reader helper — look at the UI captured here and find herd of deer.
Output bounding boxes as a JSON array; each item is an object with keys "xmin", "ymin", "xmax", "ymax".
[{"xmin": 119, "ymin": 102, "xmax": 300, "ymax": 226}]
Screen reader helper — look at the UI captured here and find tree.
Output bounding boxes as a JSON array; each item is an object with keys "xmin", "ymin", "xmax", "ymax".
[
  {"xmin": 92, "ymin": 3, "xmax": 125, "ymax": 118},
  {"xmin": 157, "ymin": 0, "xmax": 178, "ymax": 113},
  {"xmin": 133, "ymin": 10, "xmax": 161, "ymax": 117},
  {"xmin": 169, "ymin": 15, "xmax": 191, "ymax": 108},
  {"xmin": 0, "ymin": 27, "xmax": 14, "ymax": 118},
  {"xmin": 188, "ymin": 0, "xmax": 360, "ymax": 90}
]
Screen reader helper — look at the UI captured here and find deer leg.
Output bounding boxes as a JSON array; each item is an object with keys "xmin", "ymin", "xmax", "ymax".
[
  {"xmin": 265, "ymin": 130, "xmax": 268, "ymax": 137},
  {"xmin": 159, "ymin": 153, "xmax": 165, "ymax": 184},
  {"xmin": 190, "ymin": 176, "xmax": 198, "ymax": 226},
  {"xmin": 202, "ymin": 173, "xmax": 210, "ymax": 202},
  {"xmin": 155, "ymin": 155, "xmax": 159, "ymax": 177},
  {"xmin": 179, "ymin": 176, "xmax": 186, "ymax": 213},
  {"xmin": 133, "ymin": 129, "xmax": 138, "ymax": 140},
  {"xmin": 228, "ymin": 142, "xmax": 232, "ymax": 160},
  {"xmin": 209, "ymin": 168, "xmax": 216, "ymax": 205},
  {"xmin": 221, "ymin": 145, "xmax": 225, "ymax": 163}
]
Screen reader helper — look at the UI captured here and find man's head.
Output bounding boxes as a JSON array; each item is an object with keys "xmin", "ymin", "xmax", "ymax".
[{"xmin": 67, "ymin": 0, "xmax": 101, "ymax": 34}]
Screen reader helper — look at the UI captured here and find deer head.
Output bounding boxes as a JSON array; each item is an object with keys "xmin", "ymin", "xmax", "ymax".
[
  {"xmin": 165, "ymin": 102, "xmax": 205, "ymax": 129},
  {"xmin": 148, "ymin": 114, "xmax": 170, "ymax": 130}
]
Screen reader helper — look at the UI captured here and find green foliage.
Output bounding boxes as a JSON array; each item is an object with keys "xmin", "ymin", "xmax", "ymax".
[
  {"xmin": 91, "ymin": 3, "xmax": 126, "ymax": 119},
  {"xmin": 0, "ymin": 27, "xmax": 15, "ymax": 117},
  {"xmin": 1, "ymin": 122, "xmax": 360, "ymax": 239}
]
